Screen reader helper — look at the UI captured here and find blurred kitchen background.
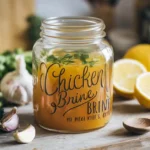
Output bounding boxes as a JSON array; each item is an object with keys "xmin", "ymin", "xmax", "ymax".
[{"xmin": 0, "ymin": 0, "xmax": 150, "ymax": 59}]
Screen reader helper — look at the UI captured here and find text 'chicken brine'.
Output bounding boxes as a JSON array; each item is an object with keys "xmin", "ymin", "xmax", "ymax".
[{"xmin": 33, "ymin": 17, "xmax": 113, "ymax": 132}]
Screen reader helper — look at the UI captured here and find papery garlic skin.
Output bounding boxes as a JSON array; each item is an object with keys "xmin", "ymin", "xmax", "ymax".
[
  {"xmin": 13, "ymin": 124, "xmax": 36, "ymax": 143},
  {"xmin": 0, "ymin": 107, "xmax": 19, "ymax": 132},
  {"xmin": 0, "ymin": 55, "xmax": 33, "ymax": 105},
  {"xmin": 2, "ymin": 113, "xmax": 19, "ymax": 132}
]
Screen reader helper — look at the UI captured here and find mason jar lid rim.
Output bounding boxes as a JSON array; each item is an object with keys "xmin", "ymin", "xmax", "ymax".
[{"xmin": 42, "ymin": 16, "xmax": 105, "ymax": 29}]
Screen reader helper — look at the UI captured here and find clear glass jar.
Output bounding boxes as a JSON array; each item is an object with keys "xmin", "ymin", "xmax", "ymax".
[{"xmin": 33, "ymin": 17, "xmax": 113, "ymax": 133}]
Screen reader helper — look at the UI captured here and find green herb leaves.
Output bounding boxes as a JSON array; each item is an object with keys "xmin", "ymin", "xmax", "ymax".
[
  {"xmin": 74, "ymin": 53, "xmax": 89, "ymax": 64},
  {"xmin": 0, "ymin": 49, "xmax": 32, "ymax": 80},
  {"xmin": 43, "ymin": 51, "xmax": 98, "ymax": 67},
  {"xmin": 47, "ymin": 54, "xmax": 75, "ymax": 65},
  {"xmin": 73, "ymin": 52, "xmax": 97, "ymax": 66},
  {"xmin": 47, "ymin": 55, "xmax": 57, "ymax": 62}
]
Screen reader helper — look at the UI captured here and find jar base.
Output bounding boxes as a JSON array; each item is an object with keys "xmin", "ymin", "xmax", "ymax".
[{"xmin": 38, "ymin": 122, "xmax": 109, "ymax": 133}]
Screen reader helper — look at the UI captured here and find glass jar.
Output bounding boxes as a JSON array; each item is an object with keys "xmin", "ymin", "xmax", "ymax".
[{"xmin": 33, "ymin": 17, "xmax": 113, "ymax": 133}]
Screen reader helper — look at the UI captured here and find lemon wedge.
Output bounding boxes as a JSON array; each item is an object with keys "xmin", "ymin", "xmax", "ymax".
[
  {"xmin": 13, "ymin": 125, "xmax": 36, "ymax": 143},
  {"xmin": 113, "ymin": 59, "xmax": 147, "ymax": 98},
  {"xmin": 135, "ymin": 72, "xmax": 150, "ymax": 109}
]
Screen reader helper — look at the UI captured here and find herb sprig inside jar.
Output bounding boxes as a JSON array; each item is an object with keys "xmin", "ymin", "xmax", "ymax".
[
  {"xmin": 33, "ymin": 17, "xmax": 113, "ymax": 133},
  {"xmin": 40, "ymin": 50, "xmax": 100, "ymax": 67}
]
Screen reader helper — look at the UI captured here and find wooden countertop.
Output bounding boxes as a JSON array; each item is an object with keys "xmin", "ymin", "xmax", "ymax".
[{"xmin": 0, "ymin": 97, "xmax": 150, "ymax": 150}]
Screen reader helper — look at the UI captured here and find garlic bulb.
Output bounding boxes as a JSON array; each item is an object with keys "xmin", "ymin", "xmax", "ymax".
[
  {"xmin": 0, "ymin": 107, "xmax": 19, "ymax": 132},
  {"xmin": 0, "ymin": 55, "xmax": 33, "ymax": 105}
]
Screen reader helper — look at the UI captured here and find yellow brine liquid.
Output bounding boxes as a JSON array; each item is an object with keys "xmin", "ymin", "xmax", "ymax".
[{"xmin": 33, "ymin": 49, "xmax": 113, "ymax": 132}]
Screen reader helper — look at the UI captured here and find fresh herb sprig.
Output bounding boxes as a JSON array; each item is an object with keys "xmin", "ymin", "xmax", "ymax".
[
  {"xmin": 74, "ymin": 53, "xmax": 89, "ymax": 64},
  {"xmin": 45, "ymin": 51, "xmax": 98, "ymax": 67},
  {"xmin": 0, "ymin": 48, "xmax": 32, "ymax": 80},
  {"xmin": 73, "ymin": 52, "xmax": 97, "ymax": 66},
  {"xmin": 47, "ymin": 54, "xmax": 75, "ymax": 65}
]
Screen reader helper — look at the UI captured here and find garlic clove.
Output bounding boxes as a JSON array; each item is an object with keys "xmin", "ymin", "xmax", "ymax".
[
  {"xmin": 13, "ymin": 124, "xmax": 36, "ymax": 144},
  {"xmin": 12, "ymin": 85, "xmax": 28, "ymax": 105},
  {"xmin": 0, "ymin": 107, "xmax": 19, "ymax": 132}
]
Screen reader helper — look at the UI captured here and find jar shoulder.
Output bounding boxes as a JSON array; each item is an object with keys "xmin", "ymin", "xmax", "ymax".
[
  {"xmin": 33, "ymin": 38, "xmax": 113, "ymax": 59},
  {"xmin": 33, "ymin": 38, "xmax": 43, "ymax": 49},
  {"xmin": 98, "ymin": 39, "xmax": 114, "ymax": 56}
]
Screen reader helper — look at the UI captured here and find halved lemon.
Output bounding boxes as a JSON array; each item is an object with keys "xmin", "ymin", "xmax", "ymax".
[
  {"xmin": 135, "ymin": 72, "xmax": 150, "ymax": 109},
  {"xmin": 113, "ymin": 59, "xmax": 147, "ymax": 98}
]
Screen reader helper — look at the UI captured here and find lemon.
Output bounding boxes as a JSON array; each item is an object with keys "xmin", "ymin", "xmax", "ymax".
[
  {"xmin": 124, "ymin": 44, "xmax": 150, "ymax": 71},
  {"xmin": 113, "ymin": 59, "xmax": 147, "ymax": 98},
  {"xmin": 135, "ymin": 72, "xmax": 150, "ymax": 109}
]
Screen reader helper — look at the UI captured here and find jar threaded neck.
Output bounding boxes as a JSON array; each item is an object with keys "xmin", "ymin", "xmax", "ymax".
[{"xmin": 40, "ymin": 17, "xmax": 106, "ymax": 43}]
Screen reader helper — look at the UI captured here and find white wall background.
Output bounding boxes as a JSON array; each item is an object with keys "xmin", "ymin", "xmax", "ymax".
[
  {"xmin": 36, "ymin": 0, "xmax": 92, "ymax": 18},
  {"xmin": 36, "ymin": 0, "xmax": 136, "ymax": 29}
]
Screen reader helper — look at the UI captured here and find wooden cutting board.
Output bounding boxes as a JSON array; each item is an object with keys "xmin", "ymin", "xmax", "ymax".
[
  {"xmin": 0, "ymin": 0, "xmax": 34, "ymax": 52},
  {"xmin": 0, "ymin": 96, "xmax": 150, "ymax": 150}
]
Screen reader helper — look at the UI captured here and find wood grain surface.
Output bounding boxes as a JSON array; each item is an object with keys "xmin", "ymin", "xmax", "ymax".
[
  {"xmin": 92, "ymin": 136, "xmax": 150, "ymax": 150},
  {"xmin": 0, "ymin": 0, "xmax": 34, "ymax": 52},
  {"xmin": 0, "ymin": 96, "xmax": 150, "ymax": 150}
]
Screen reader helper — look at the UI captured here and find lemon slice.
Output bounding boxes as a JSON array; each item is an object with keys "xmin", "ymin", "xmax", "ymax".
[
  {"xmin": 113, "ymin": 59, "xmax": 147, "ymax": 98},
  {"xmin": 135, "ymin": 72, "xmax": 150, "ymax": 109}
]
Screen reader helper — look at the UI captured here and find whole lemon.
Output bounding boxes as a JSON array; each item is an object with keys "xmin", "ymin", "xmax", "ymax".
[{"xmin": 124, "ymin": 44, "xmax": 150, "ymax": 71}]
